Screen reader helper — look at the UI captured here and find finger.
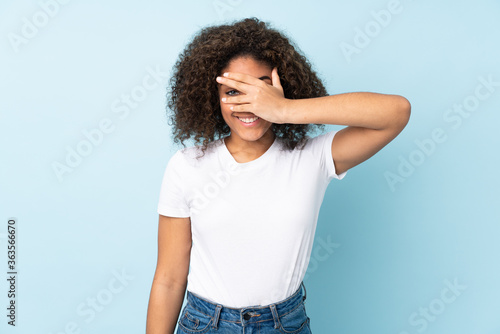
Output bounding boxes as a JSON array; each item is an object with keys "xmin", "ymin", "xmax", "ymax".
[
  {"xmin": 221, "ymin": 95, "xmax": 249, "ymax": 104},
  {"xmin": 217, "ymin": 76, "xmax": 250, "ymax": 94},
  {"xmin": 272, "ymin": 67, "xmax": 283, "ymax": 89},
  {"xmin": 230, "ymin": 103, "xmax": 251, "ymax": 112},
  {"xmin": 223, "ymin": 71, "xmax": 264, "ymax": 86}
]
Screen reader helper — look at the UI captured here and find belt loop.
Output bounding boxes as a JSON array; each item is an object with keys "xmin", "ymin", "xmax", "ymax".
[
  {"xmin": 269, "ymin": 304, "xmax": 281, "ymax": 329},
  {"xmin": 212, "ymin": 304, "xmax": 222, "ymax": 329},
  {"xmin": 301, "ymin": 281, "xmax": 307, "ymax": 302}
]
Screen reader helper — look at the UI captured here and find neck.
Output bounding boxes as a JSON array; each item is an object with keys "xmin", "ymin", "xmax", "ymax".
[{"xmin": 224, "ymin": 130, "xmax": 276, "ymax": 157}]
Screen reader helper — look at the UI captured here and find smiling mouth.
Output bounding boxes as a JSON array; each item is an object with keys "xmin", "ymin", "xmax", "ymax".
[{"xmin": 236, "ymin": 116, "xmax": 259, "ymax": 123}]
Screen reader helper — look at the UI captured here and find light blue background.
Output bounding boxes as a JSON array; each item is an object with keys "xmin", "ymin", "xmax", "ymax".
[{"xmin": 1, "ymin": 0, "xmax": 499, "ymax": 333}]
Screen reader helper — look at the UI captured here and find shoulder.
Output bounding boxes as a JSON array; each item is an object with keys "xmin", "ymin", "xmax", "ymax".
[
  {"xmin": 172, "ymin": 138, "xmax": 222, "ymax": 167},
  {"xmin": 295, "ymin": 130, "xmax": 337, "ymax": 153}
]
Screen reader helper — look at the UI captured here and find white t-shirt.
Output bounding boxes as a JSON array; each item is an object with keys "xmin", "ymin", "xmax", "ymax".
[{"xmin": 157, "ymin": 130, "xmax": 347, "ymax": 307}]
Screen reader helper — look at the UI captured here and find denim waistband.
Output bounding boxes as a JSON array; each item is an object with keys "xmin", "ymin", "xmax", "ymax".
[{"xmin": 186, "ymin": 282, "xmax": 307, "ymax": 329}]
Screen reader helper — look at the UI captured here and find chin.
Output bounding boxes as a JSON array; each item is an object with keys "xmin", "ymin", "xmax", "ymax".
[{"xmin": 234, "ymin": 131, "xmax": 264, "ymax": 141}]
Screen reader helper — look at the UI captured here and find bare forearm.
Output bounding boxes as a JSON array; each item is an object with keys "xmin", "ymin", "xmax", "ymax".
[
  {"xmin": 146, "ymin": 280, "xmax": 187, "ymax": 334},
  {"xmin": 284, "ymin": 92, "xmax": 411, "ymax": 130}
]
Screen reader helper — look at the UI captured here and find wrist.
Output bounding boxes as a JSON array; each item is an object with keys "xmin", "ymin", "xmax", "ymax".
[{"xmin": 280, "ymin": 98, "xmax": 297, "ymax": 124}]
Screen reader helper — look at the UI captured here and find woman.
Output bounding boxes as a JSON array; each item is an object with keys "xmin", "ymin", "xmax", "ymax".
[{"xmin": 146, "ymin": 17, "xmax": 410, "ymax": 333}]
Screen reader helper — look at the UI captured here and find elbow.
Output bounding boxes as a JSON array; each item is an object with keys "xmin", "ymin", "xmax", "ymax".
[
  {"xmin": 152, "ymin": 274, "xmax": 188, "ymax": 291},
  {"xmin": 392, "ymin": 95, "xmax": 411, "ymax": 129}
]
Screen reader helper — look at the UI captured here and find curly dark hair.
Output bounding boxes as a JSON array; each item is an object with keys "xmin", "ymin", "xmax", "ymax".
[{"xmin": 166, "ymin": 17, "xmax": 328, "ymax": 158}]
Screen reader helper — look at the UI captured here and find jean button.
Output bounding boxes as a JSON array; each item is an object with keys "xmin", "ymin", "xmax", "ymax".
[{"xmin": 243, "ymin": 313, "xmax": 251, "ymax": 320}]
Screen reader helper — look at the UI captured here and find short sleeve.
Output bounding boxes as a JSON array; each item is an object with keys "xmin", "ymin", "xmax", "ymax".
[
  {"xmin": 308, "ymin": 130, "xmax": 347, "ymax": 182},
  {"xmin": 157, "ymin": 151, "xmax": 190, "ymax": 217}
]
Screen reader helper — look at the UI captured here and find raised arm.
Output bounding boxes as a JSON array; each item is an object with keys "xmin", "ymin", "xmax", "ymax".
[
  {"xmin": 216, "ymin": 70, "xmax": 411, "ymax": 175},
  {"xmin": 285, "ymin": 92, "xmax": 411, "ymax": 175}
]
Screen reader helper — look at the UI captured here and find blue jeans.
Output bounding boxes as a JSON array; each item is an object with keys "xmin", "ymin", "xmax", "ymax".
[{"xmin": 176, "ymin": 282, "xmax": 312, "ymax": 333}]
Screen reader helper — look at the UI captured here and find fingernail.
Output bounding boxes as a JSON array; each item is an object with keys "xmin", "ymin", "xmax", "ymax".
[
  {"xmin": 221, "ymin": 97, "xmax": 226, "ymax": 102},
  {"xmin": 223, "ymin": 72, "xmax": 228, "ymax": 77}
]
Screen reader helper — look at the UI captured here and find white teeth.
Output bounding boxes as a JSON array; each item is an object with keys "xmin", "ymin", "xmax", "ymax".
[{"xmin": 237, "ymin": 116, "xmax": 259, "ymax": 123}]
